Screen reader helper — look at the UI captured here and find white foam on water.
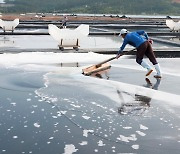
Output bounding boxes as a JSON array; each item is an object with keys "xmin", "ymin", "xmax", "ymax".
[
  {"xmin": 83, "ymin": 129, "xmax": 94, "ymax": 137},
  {"xmin": 136, "ymin": 131, "xmax": 146, "ymax": 136},
  {"xmin": 97, "ymin": 140, "xmax": 106, "ymax": 146},
  {"xmin": 70, "ymin": 104, "xmax": 81, "ymax": 108},
  {"xmin": 13, "ymin": 136, "xmax": 18, "ymax": 139},
  {"xmin": 79, "ymin": 141, "xmax": 88, "ymax": 146},
  {"xmin": 82, "ymin": 115, "xmax": 91, "ymax": 120},
  {"xmin": 94, "ymin": 149, "xmax": 98, "ymax": 152},
  {"xmin": 63, "ymin": 144, "xmax": 78, "ymax": 154},
  {"xmin": 117, "ymin": 134, "xmax": 137, "ymax": 143},
  {"xmin": 132, "ymin": 144, "xmax": 139, "ymax": 150},
  {"xmin": 34, "ymin": 123, "xmax": 40, "ymax": 128},
  {"xmin": 140, "ymin": 124, "xmax": 148, "ymax": 130},
  {"xmin": 123, "ymin": 127, "xmax": 132, "ymax": 130}
]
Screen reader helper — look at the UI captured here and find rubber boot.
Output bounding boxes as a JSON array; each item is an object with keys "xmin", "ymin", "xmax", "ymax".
[
  {"xmin": 141, "ymin": 61, "xmax": 153, "ymax": 76},
  {"xmin": 154, "ymin": 63, "xmax": 162, "ymax": 78}
]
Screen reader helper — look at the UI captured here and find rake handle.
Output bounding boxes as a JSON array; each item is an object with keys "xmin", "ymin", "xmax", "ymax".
[
  {"xmin": 95, "ymin": 57, "xmax": 116, "ymax": 68},
  {"xmin": 95, "ymin": 48, "xmax": 136, "ymax": 68}
]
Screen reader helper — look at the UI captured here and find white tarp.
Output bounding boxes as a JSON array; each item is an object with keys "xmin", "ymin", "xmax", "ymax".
[
  {"xmin": 48, "ymin": 24, "xmax": 89, "ymax": 46},
  {"xmin": 166, "ymin": 19, "xmax": 180, "ymax": 32},
  {"xmin": 0, "ymin": 18, "xmax": 19, "ymax": 32}
]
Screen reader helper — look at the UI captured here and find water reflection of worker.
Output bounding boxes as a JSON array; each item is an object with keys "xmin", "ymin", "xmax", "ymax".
[
  {"xmin": 61, "ymin": 15, "xmax": 68, "ymax": 28},
  {"xmin": 91, "ymin": 70, "xmax": 110, "ymax": 80},
  {"xmin": 118, "ymin": 78, "xmax": 161, "ymax": 115},
  {"xmin": 134, "ymin": 78, "xmax": 161, "ymax": 106},
  {"xmin": 144, "ymin": 78, "xmax": 161, "ymax": 90}
]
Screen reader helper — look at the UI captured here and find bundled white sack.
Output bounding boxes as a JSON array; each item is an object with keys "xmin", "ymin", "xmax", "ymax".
[
  {"xmin": 166, "ymin": 19, "xmax": 180, "ymax": 32},
  {"xmin": 48, "ymin": 24, "xmax": 89, "ymax": 50},
  {"xmin": 0, "ymin": 18, "xmax": 19, "ymax": 32}
]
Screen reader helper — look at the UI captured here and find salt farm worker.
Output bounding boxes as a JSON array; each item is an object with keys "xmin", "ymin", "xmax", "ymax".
[
  {"xmin": 61, "ymin": 15, "xmax": 68, "ymax": 28},
  {"xmin": 116, "ymin": 29, "xmax": 162, "ymax": 78}
]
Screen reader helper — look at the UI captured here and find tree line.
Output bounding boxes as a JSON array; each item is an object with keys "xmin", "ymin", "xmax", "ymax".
[{"xmin": 1, "ymin": 0, "xmax": 180, "ymax": 15}]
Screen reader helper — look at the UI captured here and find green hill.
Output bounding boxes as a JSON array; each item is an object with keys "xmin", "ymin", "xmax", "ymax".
[{"xmin": 1, "ymin": 0, "xmax": 180, "ymax": 15}]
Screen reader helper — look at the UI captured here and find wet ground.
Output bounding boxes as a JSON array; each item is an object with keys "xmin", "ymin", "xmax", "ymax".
[{"xmin": 0, "ymin": 52, "xmax": 179, "ymax": 154}]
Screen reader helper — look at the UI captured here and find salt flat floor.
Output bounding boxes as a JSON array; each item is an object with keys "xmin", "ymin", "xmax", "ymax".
[{"xmin": 0, "ymin": 52, "xmax": 179, "ymax": 154}]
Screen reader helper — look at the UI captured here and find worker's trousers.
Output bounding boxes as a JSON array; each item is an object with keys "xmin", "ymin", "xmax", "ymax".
[{"xmin": 136, "ymin": 41, "xmax": 157, "ymax": 65}]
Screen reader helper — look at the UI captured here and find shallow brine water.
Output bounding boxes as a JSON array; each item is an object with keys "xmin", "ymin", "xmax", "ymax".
[{"xmin": 0, "ymin": 52, "xmax": 179, "ymax": 154}]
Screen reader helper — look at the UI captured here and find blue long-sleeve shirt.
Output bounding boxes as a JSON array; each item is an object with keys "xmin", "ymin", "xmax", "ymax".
[{"xmin": 118, "ymin": 30, "xmax": 149, "ymax": 54}]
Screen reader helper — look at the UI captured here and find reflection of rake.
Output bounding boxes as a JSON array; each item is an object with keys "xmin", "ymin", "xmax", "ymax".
[{"xmin": 90, "ymin": 69, "xmax": 110, "ymax": 79}]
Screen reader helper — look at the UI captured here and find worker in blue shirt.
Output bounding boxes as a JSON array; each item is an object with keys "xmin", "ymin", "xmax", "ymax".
[{"xmin": 116, "ymin": 29, "xmax": 162, "ymax": 78}]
